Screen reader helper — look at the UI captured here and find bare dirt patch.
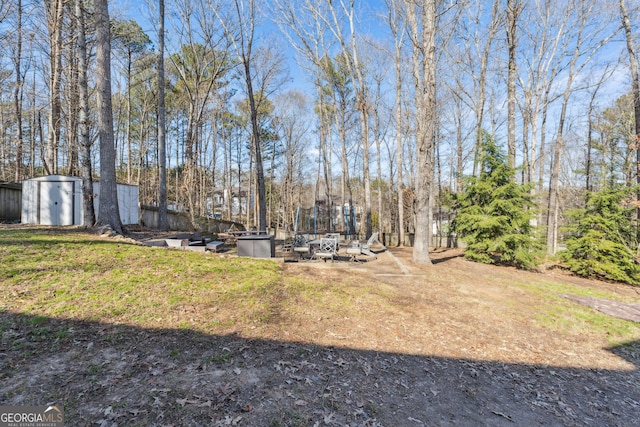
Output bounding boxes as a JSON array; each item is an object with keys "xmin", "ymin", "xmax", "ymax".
[{"xmin": 2, "ymin": 238, "xmax": 640, "ymax": 426}]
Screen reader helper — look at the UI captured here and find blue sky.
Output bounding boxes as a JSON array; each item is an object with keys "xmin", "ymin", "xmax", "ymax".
[{"xmin": 111, "ymin": 0, "xmax": 392, "ymax": 97}]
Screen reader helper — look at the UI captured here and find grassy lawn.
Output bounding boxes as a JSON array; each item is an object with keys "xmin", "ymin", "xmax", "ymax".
[
  {"xmin": 0, "ymin": 227, "xmax": 288, "ymax": 331},
  {"xmin": 512, "ymin": 279, "xmax": 640, "ymax": 341},
  {"xmin": 0, "ymin": 227, "xmax": 390, "ymax": 335},
  {"xmin": 2, "ymin": 226, "xmax": 639, "ymax": 352}
]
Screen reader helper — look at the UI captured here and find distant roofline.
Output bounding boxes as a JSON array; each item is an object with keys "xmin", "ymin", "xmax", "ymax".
[{"xmin": 23, "ymin": 174, "xmax": 138, "ymax": 187}]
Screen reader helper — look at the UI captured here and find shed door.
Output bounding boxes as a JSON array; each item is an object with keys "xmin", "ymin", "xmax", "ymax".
[{"xmin": 40, "ymin": 181, "xmax": 74, "ymax": 225}]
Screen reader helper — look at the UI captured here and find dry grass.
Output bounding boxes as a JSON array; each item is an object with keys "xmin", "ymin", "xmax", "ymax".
[{"xmin": 2, "ymin": 226, "xmax": 640, "ymax": 426}]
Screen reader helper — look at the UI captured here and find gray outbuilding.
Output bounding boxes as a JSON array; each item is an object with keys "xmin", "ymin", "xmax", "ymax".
[
  {"xmin": 0, "ymin": 182, "xmax": 22, "ymax": 221},
  {"xmin": 21, "ymin": 175, "xmax": 139, "ymax": 226}
]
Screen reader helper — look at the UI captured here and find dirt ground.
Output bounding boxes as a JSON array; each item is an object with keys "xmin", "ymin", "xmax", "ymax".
[{"xmin": 2, "ymin": 240, "xmax": 640, "ymax": 426}]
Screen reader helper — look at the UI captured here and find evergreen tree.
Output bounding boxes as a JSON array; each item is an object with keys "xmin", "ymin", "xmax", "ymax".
[
  {"xmin": 560, "ymin": 186, "xmax": 640, "ymax": 284},
  {"xmin": 454, "ymin": 132, "xmax": 539, "ymax": 269}
]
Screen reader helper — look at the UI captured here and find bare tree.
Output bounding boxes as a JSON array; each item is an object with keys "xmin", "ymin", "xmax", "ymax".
[
  {"xmin": 370, "ymin": 54, "xmax": 390, "ymax": 238},
  {"xmin": 453, "ymin": 0, "xmax": 502, "ymax": 178},
  {"xmin": 12, "ymin": 0, "xmax": 24, "ymax": 182},
  {"xmin": 44, "ymin": 0, "xmax": 64, "ymax": 174},
  {"xmin": 546, "ymin": 2, "xmax": 586, "ymax": 254},
  {"xmin": 326, "ymin": 0, "xmax": 373, "ymax": 238},
  {"xmin": 516, "ymin": 0, "xmax": 569, "ymax": 187},
  {"xmin": 405, "ymin": 0, "xmax": 436, "ymax": 264},
  {"xmin": 585, "ymin": 67, "xmax": 614, "ymax": 195},
  {"xmin": 64, "ymin": 2, "xmax": 80, "ymax": 177},
  {"xmin": 506, "ymin": 0, "xmax": 521, "ymax": 172},
  {"xmin": 386, "ymin": 0, "xmax": 406, "ymax": 246},
  {"xmin": 95, "ymin": 0, "xmax": 123, "ymax": 234},
  {"xmin": 157, "ymin": 0, "xmax": 168, "ymax": 231},
  {"xmin": 112, "ymin": 19, "xmax": 151, "ymax": 184},
  {"xmin": 212, "ymin": 0, "xmax": 269, "ymax": 231},
  {"xmin": 271, "ymin": 0, "xmax": 336, "ymax": 232},
  {"xmin": 273, "ymin": 90, "xmax": 311, "ymax": 230},
  {"xmin": 235, "ymin": 0, "xmax": 267, "ymax": 232},
  {"xmin": 167, "ymin": 0, "xmax": 234, "ymax": 223},
  {"xmin": 620, "ymin": 0, "xmax": 640, "ymax": 232},
  {"xmin": 320, "ymin": 54, "xmax": 357, "ymax": 235},
  {"xmin": 75, "ymin": 0, "xmax": 95, "ymax": 226},
  {"xmin": 546, "ymin": 0, "xmax": 617, "ymax": 254}
]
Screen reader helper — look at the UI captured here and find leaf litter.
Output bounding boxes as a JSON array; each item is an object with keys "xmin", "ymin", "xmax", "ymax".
[{"xmin": 1, "ymin": 240, "xmax": 640, "ymax": 426}]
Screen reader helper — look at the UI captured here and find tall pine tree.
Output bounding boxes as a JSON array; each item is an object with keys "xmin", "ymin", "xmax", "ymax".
[{"xmin": 454, "ymin": 132, "xmax": 539, "ymax": 269}]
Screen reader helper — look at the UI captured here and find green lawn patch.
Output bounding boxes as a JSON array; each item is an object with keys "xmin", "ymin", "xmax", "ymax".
[{"xmin": 512, "ymin": 278, "xmax": 640, "ymax": 341}]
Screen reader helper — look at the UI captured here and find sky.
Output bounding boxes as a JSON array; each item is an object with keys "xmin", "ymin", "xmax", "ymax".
[{"xmin": 111, "ymin": 0, "xmax": 391, "ymax": 97}]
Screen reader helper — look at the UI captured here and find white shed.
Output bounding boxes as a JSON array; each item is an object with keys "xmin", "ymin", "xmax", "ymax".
[
  {"xmin": 93, "ymin": 181, "xmax": 139, "ymax": 225},
  {"xmin": 21, "ymin": 175, "xmax": 139, "ymax": 226}
]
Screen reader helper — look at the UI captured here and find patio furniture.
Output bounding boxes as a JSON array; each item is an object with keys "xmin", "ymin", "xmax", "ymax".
[
  {"xmin": 346, "ymin": 232, "xmax": 380, "ymax": 261},
  {"xmin": 314, "ymin": 237, "xmax": 338, "ymax": 262},
  {"xmin": 206, "ymin": 241, "xmax": 225, "ymax": 252},
  {"xmin": 237, "ymin": 234, "xmax": 275, "ymax": 258},
  {"xmin": 292, "ymin": 234, "xmax": 313, "ymax": 260}
]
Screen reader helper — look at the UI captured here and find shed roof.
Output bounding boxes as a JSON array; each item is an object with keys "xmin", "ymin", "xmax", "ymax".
[
  {"xmin": 24, "ymin": 175, "xmax": 138, "ymax": 188},
  {"xmin": 23, "ymin": 174, "xmax": 82, "ymax": 182},
  {"xmin": 0, "ymin": 182, "xmax": 22, "ymax": 190}
]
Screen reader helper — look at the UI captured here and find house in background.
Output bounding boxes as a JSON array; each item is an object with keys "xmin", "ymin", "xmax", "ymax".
[
  {"xmin": 21, "ymin": 175, "xmax": 139, "ymax": 226},
  {"xmin": 206, "ymin": 188, "xmax": 248, "ymax": 219}
]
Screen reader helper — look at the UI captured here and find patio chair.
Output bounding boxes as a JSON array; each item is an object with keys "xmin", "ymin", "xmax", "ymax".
[
  {"xmin": 292, "ymin": 234, "xmax": 313, "ymax": 260},
  {"xmin": 346, "ymin": 232, "xmax": 380, "ymax": 261},
  {"xmin": 314, "ymin": 237, "xmax": 338, "ymax": 262}
]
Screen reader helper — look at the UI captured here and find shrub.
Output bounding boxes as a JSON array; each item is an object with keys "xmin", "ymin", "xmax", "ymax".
[{"xmin": 560, "ymin": 187, "xmax": 640, "ymax": 285}]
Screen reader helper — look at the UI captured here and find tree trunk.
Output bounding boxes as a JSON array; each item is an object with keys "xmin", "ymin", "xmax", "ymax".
[
  {"xmin": 521, "ymin": 97, "xmax": 530, "ymax": 183},
  {"xmin": 374, "ymin": 97, "xmax": 383, "ymax": 237},
  {"xmin": 359, "ymin": 99, "xmax": 372, "ymax": 237},
  {"xmin": 224, "ymin": 128, "xmax": 232, "ymax": 220},
  {"xmin": 13, "ymin": 0, "xmax": 23, "ymax": 182},
  {"xmin": 334, "ymin": 95, "xmax": 354, "ymax": 235},
  {"xmin": 472, "ymin": 0, "xmax": 501, "ymax": 178},
  {"xmin": 30, "ymin": 63, "xmax": 36, "ymax": 177},
  {"xmin": 406, "ymin": 0, "xmax": 436, "ymax": 264},
  {"xmin": 538, "ymin": 87, "xmax": 551, "ymax": 192},
  {"xmin": 158, "ymin": 0, "xmax": 168, "ymax": 231},
  {"xmin": 506, "ymin": 0, "xmax": 520, "ymax": 172},
  {"xmin": 620, "ymin": 0, "xmax": 640, "ymax": 240},
  {"xmin": 45, "ymin": 0, "xmax": 64, "ymax": 175},
  {"xmin": 65, "ymin": 27, "xmax": 79, "ymax": 177},
  {"xmin": 547, "ymin": 6, "xmax": 585, "ymax": 255},
  {"xmin": 269, "ymin": 135, "xmax": 276, "ymax": 230},
  {"xmin": 455, "ymin": 80, "xmax": 464, "ymax": 192},
  {"xmin": 0, "ymin": 94, "xmax": 5, "ymax": 180},
  {"xmin": 245, "ymin": 67, "xmax": 267, "ymax": 231},
  {"xmin": 75, "ymin": 0, "xmax": 95, "ymax": 226},
  {"xmin": 585, "ymin": 75, "xmax": 607, "ymax": 195},
  {"xmin": 317, "ymin": 82, "xmax": 333, "ymax": 232},
  {"xmin": 126, "ymin": 49, "xmax": 132, "ymax": 184},
  {"xmin": 95, "ymin": 0, "xmax": 123, "ymax": 234},
  {"xmin": 388, "ymin": 0, "xmax": 405, "ymax": 247}
]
